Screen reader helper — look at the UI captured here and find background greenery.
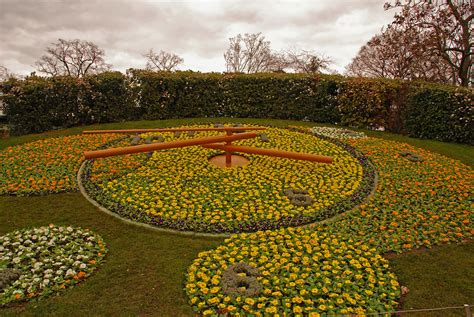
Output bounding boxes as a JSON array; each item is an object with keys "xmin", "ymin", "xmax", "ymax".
[
  {"xmin": 1, "ymin": 71, "xmax": 472, "ymax": 144},
  {"xmin": 0, "ymin": 118, "xmax": 472, "ymax": 316}
]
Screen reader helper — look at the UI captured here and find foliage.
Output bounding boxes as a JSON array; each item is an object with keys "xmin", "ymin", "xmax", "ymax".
[
  {"xmin": 1, "ymin": 72, "xmax": 132, "ymax": 135},
  {"xmin": 0, "ymin": 224, "xmax": 107, "ymax": 306},
  {"xmin": 1, "ymin": 71, "xmax": 472, "ymax": 144},
  {"xmin": 224, "ymin": 33, "xmax": 282, "ymax": 73},
  {"xmin": 81, "ymin": 72, "xmax": 137, "ymax": 124},
  {"xmin": 0, "ymin": 134, "xmax": 119, "ymax": 195},
  {"xmin": 403, "ymin": 84, "xmax": 473, "ymax": 144},
  {"xmin": 345, "ymin": 26, "xmax": 453, "ymax": 84},
  {"xmin": 336, "ymin": 77, "xmax": 399, "ymax": 130},
  {"xmin": 82, "ymin": 125, "xmax": 374, "ymax": 233}
]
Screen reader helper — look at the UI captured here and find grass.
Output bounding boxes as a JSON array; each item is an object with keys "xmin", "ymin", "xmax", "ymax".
[
  {"xmin": 0, "ymin": 193, "xmax": 224, "ymax": 316},
  {"xmin": 388, "ymin": 243, "xmax": 474, "ymax": 317},
  {"xmin": 1, "ymin": 118, "xmax": 473, "ymax": 316}
]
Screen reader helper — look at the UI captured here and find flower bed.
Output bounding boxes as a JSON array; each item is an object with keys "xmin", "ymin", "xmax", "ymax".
[
  {"xmin": 312, "ymin": 127, "xmax": 366, "ymax": 139},
  {"xmin": 185, "ymin": 228, "xmax": 400, "ymax": 316},
  {"xmin": 185, "ymin": 135, "xmax": 473, "ymax": 315},
  {"xmin": 323, "ymin": 138, "xmax": 474, "ymax": 253},
  {"xmin": 0, "ymin": 134, "xmax": 120, "ymax": 196},
  {"xmin": 0, "ymin": 225, "xmax": 107, "ymax": 306},
  {"xmin": 82, "ymin": 125, "xmax": 375, "ymax": 233}
]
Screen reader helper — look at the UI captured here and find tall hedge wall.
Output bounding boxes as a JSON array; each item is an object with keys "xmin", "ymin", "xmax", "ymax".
[{"xmin": 1, "ymin": 70, "xmax": 472, "ymax": 144}]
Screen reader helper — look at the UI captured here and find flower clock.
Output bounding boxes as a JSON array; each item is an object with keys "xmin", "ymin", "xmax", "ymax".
[
  {"xmin": 81, "ymin": 125, "xmax": 374, "ymax": 233},
  {"xmin": 1, "ymin": 123, "xmax": 472, "ymax": 314},
  {"xmin": 0, "ymin": 224, "xmax": 107, "ymax": 306}
]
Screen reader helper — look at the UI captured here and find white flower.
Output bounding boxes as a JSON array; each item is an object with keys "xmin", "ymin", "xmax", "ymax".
[
  {"xmin": 56, "ymin": 270, "xmax": 63, "ymax": 276},
  {"xmin": 65, "ymin": 269, "xmax": 76, "ymax": 277},
  {"xmin": 79, "ymin": 263, "xmax": 87, "ymax": 269},
  {"xmin": 12, "ymin": 257, "xmax": 21, "ymax": 264}
]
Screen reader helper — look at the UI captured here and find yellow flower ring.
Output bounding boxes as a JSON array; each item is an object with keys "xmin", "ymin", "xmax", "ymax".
[{"xmin": 81, "ymin": 125, "xmax": 375, "ymax": 234}]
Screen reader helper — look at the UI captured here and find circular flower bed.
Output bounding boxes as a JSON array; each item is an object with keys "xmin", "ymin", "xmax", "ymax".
[
  {"xmin": 185, "ymin": 228, "xmax": 400, "ymax": 316},
  {"xmin": 82, "ymin": 125, "xmax": 375, "ymax": 233},
  {"xmin": 0, "ymin": 134, "xmax": 120, "ymax": 196},
  {"xmin": 0, "ymin": 225, "xmax": 107, "ymax": 306}
]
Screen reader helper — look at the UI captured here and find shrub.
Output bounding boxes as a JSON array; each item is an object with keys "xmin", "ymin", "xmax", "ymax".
[
  {"xmin": 403, "ymin": 84, "xmax": 473, "ymax": 144},
  {"xmin": 1, "ymin": 71, "xmax": 472, "ymax": 144}
]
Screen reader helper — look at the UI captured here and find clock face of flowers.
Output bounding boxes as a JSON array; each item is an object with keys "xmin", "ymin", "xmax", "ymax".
[{"xmin": 84, "ymin": 126, "xmax": 368, "ymax": 233}]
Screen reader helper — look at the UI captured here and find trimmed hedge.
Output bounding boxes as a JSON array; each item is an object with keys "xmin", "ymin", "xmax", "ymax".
[{"xmin": 1, "ymin": 71, "xmax": 472, "ymax": 144}]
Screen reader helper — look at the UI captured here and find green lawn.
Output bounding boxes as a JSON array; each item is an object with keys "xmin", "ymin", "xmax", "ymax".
[{"xmin": 1, "ymin": 118, "xmax": 473, "ymax": 316}]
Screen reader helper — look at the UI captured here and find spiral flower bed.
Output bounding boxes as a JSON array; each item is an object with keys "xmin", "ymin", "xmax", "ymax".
[
  {"xmin": 82, "ymin": 125, "xmax": 375, "ymax": 233},
  {"xmin": 0, "ymin": 225, "xmax": 107, "ymax": 306}
]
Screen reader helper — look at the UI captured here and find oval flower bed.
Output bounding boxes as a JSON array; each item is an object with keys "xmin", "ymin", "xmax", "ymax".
[
  {"xmin": 185, "ymin": 228, "xmax": 400, "ymax": 316},
  {"xmin": 82, "ymin": 125, "xmax": 375, "ymax": 233},
  {"xmin": 0, "ymin": 134, "xmax": 120, "ymax": 196},
  {"xmin": 0, "ymin": 225, "xmax": 107, "ymax": 306}
]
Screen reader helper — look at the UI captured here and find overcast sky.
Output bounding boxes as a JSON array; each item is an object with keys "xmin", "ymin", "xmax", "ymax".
[{"xmin": 0, "ymin": 0, "xmax": 397, "ymax": 76}]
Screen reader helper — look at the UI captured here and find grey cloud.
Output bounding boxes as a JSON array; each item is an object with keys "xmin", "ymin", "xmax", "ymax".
[{"xmin": 0, "ymin": 0, "xmax": 394, "ymax": 74}]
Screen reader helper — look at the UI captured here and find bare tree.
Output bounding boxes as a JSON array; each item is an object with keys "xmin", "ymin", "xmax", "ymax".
[
  {"xmin": 34, "ymin": 39, "xmax": 112, "ymax": 77},
  {"xmin": 346, "ymin": 19, "xmax": 458, "ymax": 84},
  {"xmin": 224, "ymin": 33, "xmax": 282, "ymax": 73},
  {"xmin": 144, "ymin": 49, "xmax": 184, "ymax": 71},
  {"xmin": 385, "ymin": 0, "xmax": 473, "ymax": 86},
  {"xmin": 0, "ymin": 66, "xmax": 16, "ymax": 82},
  {"xmin": 286, "ymin": 50, "xmax": 332, "ymax": 74}
]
